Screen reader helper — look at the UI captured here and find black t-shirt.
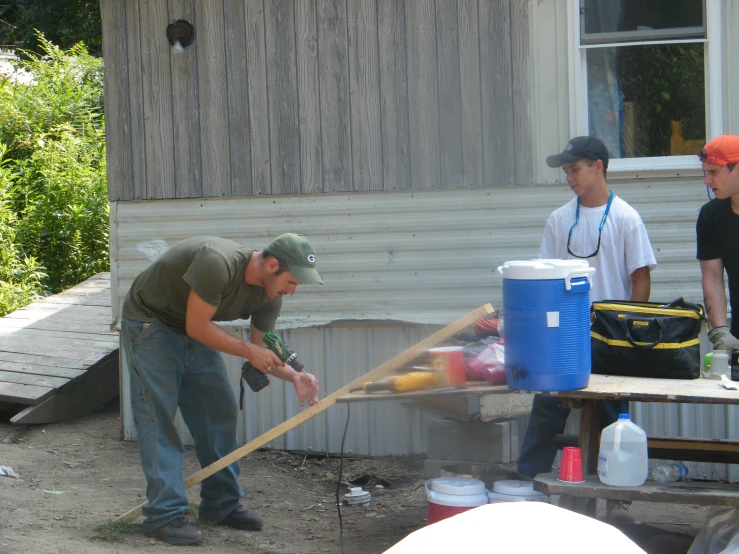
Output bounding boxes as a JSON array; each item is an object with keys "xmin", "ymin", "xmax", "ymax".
[{"xmin": 696, "ymin": 199, "xmax": 739, "ymax": 336}]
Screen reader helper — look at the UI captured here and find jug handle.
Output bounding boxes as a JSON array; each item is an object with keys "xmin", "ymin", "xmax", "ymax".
[
  {"xmin": 496, "ymin": 266, "xmax": 503, "ymax": 276},
  {"xmin": 565, "ymin": 268, "xmax": 595, "ymax": 291}
]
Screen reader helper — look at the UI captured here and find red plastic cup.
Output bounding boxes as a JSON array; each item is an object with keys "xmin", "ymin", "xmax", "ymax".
[
  {"xmin": 429, "ymin": 346, "xmax": 467, "ymax": 387},
  {"xmin": 558, "ymin": 446, "xmax": 584, "ymax": 483}
]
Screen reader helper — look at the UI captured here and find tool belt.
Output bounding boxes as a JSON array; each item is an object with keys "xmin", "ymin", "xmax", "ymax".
[{"xmin": 590, "ymin": 298, "xmax": 705, "ymax": 379}]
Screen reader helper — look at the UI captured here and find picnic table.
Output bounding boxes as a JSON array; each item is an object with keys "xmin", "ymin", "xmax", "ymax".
[{"xmin": 532, "ymin": 374, "xmax": 739, "ymax": 515}]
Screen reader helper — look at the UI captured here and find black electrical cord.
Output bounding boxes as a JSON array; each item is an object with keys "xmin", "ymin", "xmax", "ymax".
[{"xmin": 336, "ymin": 402, "xmax": 350, "ymax": 554}]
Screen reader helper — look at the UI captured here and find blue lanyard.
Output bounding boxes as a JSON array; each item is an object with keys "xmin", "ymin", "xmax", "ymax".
[
  {"xmin": 566, "ymin": 190, "xmax": 614, "ymax": 259},
  {"xmin": 574, "ymin": 190, "xmax": 613, "ymax": 232}
]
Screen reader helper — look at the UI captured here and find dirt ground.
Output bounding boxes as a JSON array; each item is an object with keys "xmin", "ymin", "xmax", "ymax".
[{"xmin": 0, "ymin": 399, "xmax": 713, "ymax": 553}]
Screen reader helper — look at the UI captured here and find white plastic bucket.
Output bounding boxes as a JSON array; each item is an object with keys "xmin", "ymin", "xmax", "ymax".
[
  {"xmin": 425, "ymin": 477, "xmax": 488, "ymax": 525},
  {"xmin": 487, "ymin": 480, "xmax": 549, "ymax": 504}
]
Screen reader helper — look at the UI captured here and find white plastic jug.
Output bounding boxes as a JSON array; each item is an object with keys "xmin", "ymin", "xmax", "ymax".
[{"xmin": 597, "ymin": 413, "xmax": 648, "ymax": 486}]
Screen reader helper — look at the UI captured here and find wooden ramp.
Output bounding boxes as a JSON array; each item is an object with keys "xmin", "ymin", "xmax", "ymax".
[{"xmin": 0, "ymin": 273, "xmax": 119, "ymax": 424}]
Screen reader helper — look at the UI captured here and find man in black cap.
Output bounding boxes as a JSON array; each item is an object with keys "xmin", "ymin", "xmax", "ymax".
[
  {"xmin": 517, "ymin": 136, "xmax": 656, "ymax": 522},
  {"xmin": 121, "ymin": 234, "xmax": 322, "ymax": 545}
]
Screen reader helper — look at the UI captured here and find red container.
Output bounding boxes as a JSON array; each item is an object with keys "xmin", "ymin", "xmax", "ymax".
[
  {"xmin": 558, "ymin": 446, "xmax": 584, "ymax": 483},
  {"xmin": 425, "ymin": 478, "xmax": 488, "ymax": 525},
  {"xmin": 427, "ymin": 502, "xmax": 476, "ymax": 525},
  {"xmin": 429, "ymin": 346, "xmax": 467, "ymax": 387}
]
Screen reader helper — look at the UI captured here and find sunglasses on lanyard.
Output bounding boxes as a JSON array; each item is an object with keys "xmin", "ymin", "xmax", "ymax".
[{"xmin": 567, "ymin": 190, "xmax": 614, "ymax": 259}]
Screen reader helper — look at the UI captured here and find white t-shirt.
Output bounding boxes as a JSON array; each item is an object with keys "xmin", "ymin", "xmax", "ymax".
[{"xmin": 539, "ymin": 195, "xmax": 657, "ymax": 302}]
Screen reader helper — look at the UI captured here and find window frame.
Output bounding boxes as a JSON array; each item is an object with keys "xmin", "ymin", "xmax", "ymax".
[{"xmin": 566, "ymin": 0, "xmax": 723, "ymax": 176}]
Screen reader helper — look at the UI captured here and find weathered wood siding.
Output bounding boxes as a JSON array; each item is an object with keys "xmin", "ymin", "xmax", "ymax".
[{"xmin": 101, "ymin": 0, "xmax": 532, "ymax": 201}]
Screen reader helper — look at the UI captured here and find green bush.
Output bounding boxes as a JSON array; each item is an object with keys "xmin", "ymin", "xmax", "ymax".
[
  {"xmin": 0, "ymin": 34, "xmax": 108, "ymax": 296},
  {"xmin": 0, "ymin": 147, "xmax": 45, "ymax": 316}
]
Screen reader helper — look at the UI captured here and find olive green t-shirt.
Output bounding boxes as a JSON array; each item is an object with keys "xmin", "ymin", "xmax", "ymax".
[{"xmin": 122, "ymin": 236, "xmax": 282, "ymax": 333}]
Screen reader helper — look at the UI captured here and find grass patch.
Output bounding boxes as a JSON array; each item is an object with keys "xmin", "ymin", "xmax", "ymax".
[{"xmin": 93, "ymin": 520, "xmax": 135, "ymax": 543}]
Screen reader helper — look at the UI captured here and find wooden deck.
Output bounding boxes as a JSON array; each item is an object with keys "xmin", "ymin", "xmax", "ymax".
[{"xmin": 0, "ymin": 274, "xmax": 119, "ymax": 423}]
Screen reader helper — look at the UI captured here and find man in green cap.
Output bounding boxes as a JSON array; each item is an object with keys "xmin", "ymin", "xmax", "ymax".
[{"xmin": 120, "ymin": 234, "xmax": 322, "ymax": 546}]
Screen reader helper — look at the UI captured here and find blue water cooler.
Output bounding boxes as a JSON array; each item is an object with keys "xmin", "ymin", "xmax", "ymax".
[{"xmin": 497, "ymin": 260, "xmax": 595, "ymax": 392}]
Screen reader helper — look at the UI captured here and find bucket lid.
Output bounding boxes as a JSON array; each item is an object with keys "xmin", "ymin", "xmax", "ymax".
[
  {"xmin": 497, "ymin": 259, "xmax": 591, "ymax": 281},
  {"xmin": 492, "ymin": 480, "xmax": 546, "ymax": 497},
  {"xmin": 487, "ymin": 490, "xmax": 549, "ymax": 503},
  {"xmin": 430, "ymin": 477, "xmax": 486, "ymax": 496}
]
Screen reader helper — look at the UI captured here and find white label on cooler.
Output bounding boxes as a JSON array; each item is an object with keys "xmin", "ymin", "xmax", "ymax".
[{"xmin": 546, "ymin": 311, "xmax": 560, "ymax": 327}]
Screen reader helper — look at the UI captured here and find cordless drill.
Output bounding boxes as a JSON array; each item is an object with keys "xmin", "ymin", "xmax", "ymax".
[{"xmin": 241, "ymin": 330, "xmax": 304, "ymax": 393}]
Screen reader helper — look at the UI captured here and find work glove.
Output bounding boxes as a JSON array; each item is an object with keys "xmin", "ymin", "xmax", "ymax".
[{"xmin": 708, "ymin": 326, "xmax": 739, "ymax": 351}]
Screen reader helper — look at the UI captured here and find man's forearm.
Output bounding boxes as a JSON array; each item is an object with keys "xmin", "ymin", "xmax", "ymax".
[
  {"xmin": 702, "ymin": 274, "xmax": 728, "ymax": 328},
  {"xmin": 186, "ymin": 319, "xmax": 254, "ymax": 359}
]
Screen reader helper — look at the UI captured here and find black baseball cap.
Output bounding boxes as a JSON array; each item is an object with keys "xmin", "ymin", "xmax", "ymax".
[{"xmin": 546, "ymin": 136, "xmax": 609, "ymax": 169}]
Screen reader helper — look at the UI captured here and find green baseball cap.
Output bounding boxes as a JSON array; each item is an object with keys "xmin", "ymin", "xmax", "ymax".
[{"xmin": 266, "ymin": 233, "xmax": 323, "ymax": 285}]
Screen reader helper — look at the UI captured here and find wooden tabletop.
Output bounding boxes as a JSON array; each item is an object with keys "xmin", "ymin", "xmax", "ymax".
[
  {"xmin": 539, "ymin": 374, "xmax": 739, "ymax": 405},
  {"xmin": 336, "ymin": 373, "xmax": 739, "ymax": 405}
]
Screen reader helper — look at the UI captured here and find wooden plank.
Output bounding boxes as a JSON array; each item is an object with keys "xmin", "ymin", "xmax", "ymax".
[
  {"xmin": 317, "ymin": 0, "xmax": 352, "ymax": 192},
  {"xmin": 0, "ymin": 326, "xmax": 118, "ymax": 343},
  {"xmin": 0, "ymin": 360, "xmax": 86, "ymax": 380},
  {"xmin": 295, "ymin": 0, "xmax": 323, "ymax": 194},
  {"xmin": 435, "ymin": 0, "xmax": 464, "ymax": 189},
  {"xmin": 338, "ymin": 382, "xmax": 514, "ymax": 402},
  {"xmin": 264, "ymin": 0, "xmax": 300, "ymax": 195},
  {"xmin": 534, "ymin": 473, "xmax": 739, "ymax": 507},
  {"xmin": 0, "ymin": 317, "xmax": 117, "ymax": 336},
  {"xmin": 196, "ymin": 0, "xmax": 231, "ymax": 197},
  {"xmin": 377, "ymin": 0, "xmax": 410, "ymax": 190},
  {"xmin": 169, "ymin": 0, "xmax": 203, "ymax": 199},
  {"xmin": 510, "ymin": 0, "xmax": 533, "ymax": 185},
  {"xmin": 224, "ymin": 0, "xmax": 253, "ymax": 196},
  {"xmin": 101, "ymin": 0, "xmax": 134, "ymax": 202},
  {"xmin": 542, "ymin": 374, "xmax": 739, "ymax": 405},
  {"xmin": 11, "ymin": 354, "xmax": 119, "ymax": 425},
  {"xmin": 0, "ymin": 336, "xmax": 117, "ymax": 363},
  {"xmin": 0, "ymin": 371, "xmax": 70, "ymax": 390},
  {"xmin": 457, "ymin": 0, "xmax": 483, "ymax": 187},
  {"xmin": 0, "ymin": 382, "xmax": 54, "ymax": 405},
  {"xmin": 554, "ymin": 434, "xmax": 739, "ymax": 465},
  {"xmin": 125, "ymin": 0, "xmax": 147, "ymax": 199},
  {"xmin": 39, "ymin": 289, "xmax": 112, "ymax": 307},
  {"xmin": 347, "ymin": 0, "xmax": 383, "ymax": 191},
  {"xmin": 0, "ymin": 352, "xmax": 91, "ymax": 371},
  {"xmin": 405, "ymin": 0, "xmax": 440, "ymax": 189},
  {"xmin": 245, "ymin": 0, "xmax": 272, "ymax": 195},
  {"xmin": 8, "ymin": 304, "xmax": 112, "ymax": 321},
  {"xmin": 140, "ymin": 0, "xmax": 176, "ymax": 199},
  {"xmin": 478, "ymin": 0, "xmax": 514, "ymax": 186},
  {"xmin": 117, "ymin": 303, "xmax": 495, "ymax": 522}
]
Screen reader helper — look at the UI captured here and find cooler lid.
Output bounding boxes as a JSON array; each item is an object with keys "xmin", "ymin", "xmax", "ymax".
[
  {"xmin": 497, "ymin": 259, "xmax": 591, "ymax": 281},
  {"xmin": 493, "ymin": 480, "xmax": 536, "ymax": 496},
  {"xmin": 430, "ymin": 477, "xmax": 486, "ymax": 496}
]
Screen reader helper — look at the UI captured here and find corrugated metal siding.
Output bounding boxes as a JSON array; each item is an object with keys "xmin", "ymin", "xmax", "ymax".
[
  {"xmin": 115, "ymin": 181, "xmax": 721, "ymax": 457},
  {"xmin": 111, "ymin": 181, "xmax": 708, "ymax": 328}
]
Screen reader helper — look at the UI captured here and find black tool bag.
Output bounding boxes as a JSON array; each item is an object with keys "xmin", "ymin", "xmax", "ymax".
[{"xmin": 590, "ymin": 298, "xmax": 706, "ymax": 379}]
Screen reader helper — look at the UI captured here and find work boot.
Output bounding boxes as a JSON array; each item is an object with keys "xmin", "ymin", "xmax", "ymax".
[
  {"xmin": 212, "ymin": 504, "xmax": 263, "ymax": 530},
  {"xmin": 144, "ymin": 516, "xmax": 202, "ymax": 546},
  {"xmin": 606, "ymin": 500, "xmax": 635, "ymax": 524}
]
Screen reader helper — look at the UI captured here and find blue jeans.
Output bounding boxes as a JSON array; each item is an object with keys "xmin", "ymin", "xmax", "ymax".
[
  {"xmin": 121, "ymin": 318, "xmax": 243, "ymax": 529},
  {"xmin": 518, "ymin": 395, "xmax": 628, "ymax": 478}
]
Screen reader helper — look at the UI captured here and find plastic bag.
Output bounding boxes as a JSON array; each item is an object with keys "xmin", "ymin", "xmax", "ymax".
[{"xmin": 466, "ymin": 341, "xmax": 506, "ymax": 385}]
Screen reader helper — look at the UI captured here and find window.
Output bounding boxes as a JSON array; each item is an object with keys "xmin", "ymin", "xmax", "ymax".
[{"xmin": 568, "ymin": 0, "xmax": 722, "ymax": 173}]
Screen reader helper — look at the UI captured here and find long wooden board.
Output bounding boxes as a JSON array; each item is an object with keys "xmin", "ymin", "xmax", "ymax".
[
  {"xmin": 0, "ymin": 382, "xmax": 54, "ymax": 404},
  {"xmin": 115, "ymin": 303, "xmax": 495, "ymax": 522},
  {"xmin": 0, "ymin": 370, "xmax": 70, "ymax": 389},
  {"xmin": 534, "ymin": 473, "xmax": 739, "ymax": 507}
]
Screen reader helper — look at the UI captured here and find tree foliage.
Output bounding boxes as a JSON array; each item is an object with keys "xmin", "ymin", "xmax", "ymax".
[
  {"xmin": 0, "ymin": 0, "xmax": 102, "ymax": 57},
  {"xmin": 0, "ymin": 34, "xmax": 108, "ymax": 301}
]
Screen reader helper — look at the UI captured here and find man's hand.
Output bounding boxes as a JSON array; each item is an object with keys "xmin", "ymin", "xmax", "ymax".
[
  {"xmin": 292, "ymin": 372, "xmax": 319, "ymax": 407},
  {"xmin": 708, "ymin": 326, "xmax": 739, "ymax": 351},
  {"xmin": 248, "ymin": 344, "xmax": 283, "ymax": 374}
]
